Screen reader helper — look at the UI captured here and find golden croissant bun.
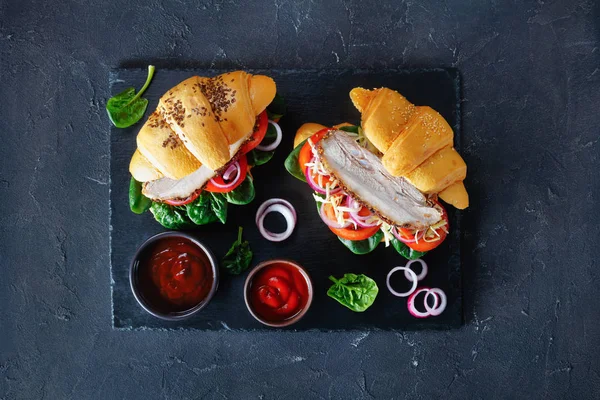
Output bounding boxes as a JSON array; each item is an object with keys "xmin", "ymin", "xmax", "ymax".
[
  {"xmin": 350, "ymin": 87, "xmax": 469, "ymax": 209},
  {"xmin": 129, "ymin": 71, "xmax": 276, "ymax": 182}
]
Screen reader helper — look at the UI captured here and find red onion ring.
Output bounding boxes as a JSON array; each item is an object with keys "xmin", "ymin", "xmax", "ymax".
[
  {"xmin": 392, "ymin": 226, "xmax": 424, "ymax": 244},
  {"xmin": 386, "ymin": 266, "xmax": 418, "ymax": 297},
  {"xmin": 319, "ymin": 202, "xmax": 351, "ymax": 229},
  {"xmin": 403, "ymin": 259, "xmax": 428, "ymax": 282},
  {"xmin": 255, "ymin": 198, "xmax": 296, "ymax": 225},
  {"xmin": 222, "ymin": 163, "xmax": 238, "ymax": 181},
  {"xmin": 346, "ymin": 197, "xmax": 379, "ymax": 228},
  {"xmin": 209, "ymin": 161, "xmax": 242, "ymax": 189},
  {"xmin": 256, "ymin": 120, "xmax": 283, "ymax": 151},
  {"xmin": 407, "ymin": 288, "xmax": 439, "ymax": 318},
  {"xmin": 304, "ymin": 167, "xmax": 342, "ymax": 195},
  {"xmin": 255, "ymin": 199, "xmax": 297, "ymax": 242},
  {"xmin": 424, "ymin": 288, "xmax": 447, "ymax": 316}
]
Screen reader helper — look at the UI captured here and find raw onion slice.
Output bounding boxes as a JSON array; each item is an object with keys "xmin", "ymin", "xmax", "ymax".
[
  {"xmin": 347, "ymin": 197, "xmax": 379, "ymax": 228},
  {"xmin": 407, "ymin": 288, "xmax": 439, "ymax": 318},
  {"xmin": 255, "ymin": 198, "xmax": 297, "ymax": 224},
  {"xmin": 209, "ymin": 161, "xmax": 242, "ymax": 189},
  {"xmin": 319, "ymin": 202, "xmax": 351, "ymax": 229},
  {"xmin": 424, "ymin": 288, "xmax": 447, "ymax": 316},
  {"xmin": 255, "ymin": 199, "xmax": 297, "ymax": 242},
  {"xmin": 403, "ymin": 259, "xmax": 428, "ymax": 282},
  {"xmin": 304, "ymin": 167, "xmax": 341, "ymax": 195},
  {"xmin": 392, "ymin": 226, "xmax": 424, "ymax": 244},
  {"xmin": 386, "ymin": 266, "xmax": 418, "ymax": 297},
  {"xmin": 256, "ymin": 120, "xmax": 283, "ymax": 151}
]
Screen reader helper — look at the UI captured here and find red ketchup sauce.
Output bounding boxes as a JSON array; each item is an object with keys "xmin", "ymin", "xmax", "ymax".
[
  {"xmin": 249, "ymin": 263, "xmax": 309, "ymax": 322},
  {"xmin": 137, "ymin": 237, "xmax": 214, "ymax": 313}
]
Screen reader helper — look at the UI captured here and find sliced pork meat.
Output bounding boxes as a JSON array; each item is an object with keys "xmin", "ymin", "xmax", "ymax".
[{"xmin": 317, "ymin": 130, "xmax": 441, "ymax": 228}]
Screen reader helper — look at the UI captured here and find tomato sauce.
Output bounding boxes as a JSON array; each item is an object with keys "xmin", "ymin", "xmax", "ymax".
[
  {"xmin": 137, "ymin": 237, "xmax": 214, "ymax": 313},
  {"xmin": 249, "ymin": 262, "xmax": 309, "ymax": 322}
]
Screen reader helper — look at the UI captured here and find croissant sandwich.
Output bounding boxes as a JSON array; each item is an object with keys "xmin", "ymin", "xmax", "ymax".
[
  {"xmin": 285, "ymin": 123, "xmax": 449, "ymax": 259},
  {"xmin": 127, "ymin": 71, "xmax": 286, "ymax": 228},
  {"xmin": 350, "ymin": 87, "xmax": 469, "ymax": 210}
]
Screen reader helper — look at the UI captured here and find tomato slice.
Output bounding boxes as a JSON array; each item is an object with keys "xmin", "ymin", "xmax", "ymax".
[
  {"xmin": 404, "ymin": 200, "xmax": 449, "ymax": 252},
  {"xmin": 205, "ymin": 155, "xmax": 248, "ymax": 193},
  {"xmin": 163, "ymin": 190, "xmax": 201, "ymax": 206},
  {"xmin": 329, "ymin": 224, "xmax": 380, "ymax": 241},
  {"xmin": 321, "ymin": 202, "xmax": 380, "ymax": 241},
  {"xmin": 239, "ymin": 111, "xmax": 268, "ymax": 155},
  {"xmin": 298, "ymin": 128, "xmax": 330, "ymax": 171}
]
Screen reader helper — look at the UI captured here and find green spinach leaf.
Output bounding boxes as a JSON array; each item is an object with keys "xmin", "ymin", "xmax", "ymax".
[
  {"xmin": 391, "ymin": 238, "xmax": 427, "ymax": 260},
  {"xmin": 221, "ymin": 227, "xmax": 253, "ymax": 275},
  {"xmin": 185, "ymin": 192, "xmax": 218, "ymax": 225},
  {"xmin": 209, "ymin": 192, "xmax": 228, "ymax": 224},
  {"xmin": 129, "ymin": 177, "xmax": 152, "ymax": 214},
  {"xmin": 327, "ymin": 273, "xmax": 379, "ymax": 312},
  {"xmin": 337, "ymin": 230, "xmax": 384, "ymax": 255},
  {"xmin": 247, "ymin": 149, "xmax": 275, "ymax": 166},
  {"xmin": 266, "ymin": 93, "xmax": 286, "ymax": 120},
  {"xmin": 107, "ymin": 65, "xmax": 155, "ymax": 128},
  {"xmin": 150, "ymin": 202, "xmax": 193, "ymax": 229},
  {"xmin": 222, "ymin": 175, "xmax": 256, "ymax": 205},
  {"xmin": 338, "ymin": 125, "xmax": 360, "ymax": 134},
  {"xmin": 284, "ymin": 138, "xmax": 308, "ymax": 182}
]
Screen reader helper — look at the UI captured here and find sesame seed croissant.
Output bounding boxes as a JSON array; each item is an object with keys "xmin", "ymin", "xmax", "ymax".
[
  {"xmin": 130, "ymin": 71, "xmax": 276, "ymax": 181},
  {"xmin": 350, "ymin": 87, "xmax": 469, "ymax": 209}
]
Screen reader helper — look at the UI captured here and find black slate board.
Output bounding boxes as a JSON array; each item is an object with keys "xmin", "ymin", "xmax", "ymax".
[{"xmin": 109, "ymin": 68, "xmax": 463, "ymax": 331}]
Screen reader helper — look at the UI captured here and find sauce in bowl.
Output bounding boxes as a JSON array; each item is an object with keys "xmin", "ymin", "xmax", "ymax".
[
  {"xmin": 131, "ymin": 233, "xmax": 218, "ymax": 319},
  {"xmin": 245, "ymin": 260, "xmax": 312, "ymax": 326}
]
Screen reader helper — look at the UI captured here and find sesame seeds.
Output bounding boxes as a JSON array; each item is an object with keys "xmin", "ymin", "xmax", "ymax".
[
  {"xmin": 161, "ymin": 132, "xmax": 181, "ymax": 149},
  {"xmin": 162, "ymin": 98, "xmax": 187, "ymax": 128},
  {"xmin": 196, "ymin": 75, "xmax": 237, "ymax": 123}
]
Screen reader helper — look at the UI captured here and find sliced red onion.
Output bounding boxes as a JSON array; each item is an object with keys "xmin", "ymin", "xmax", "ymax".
[
  {"xmin": 304, "ymin": 167, "xmax": 341, "ymax": 196},
  {"xmin": 255, "ymin": 198, "xmax": 296, "ymax": 225},
  {"xmin": 222, "ymin": 163, "xmax": 238, "ymax": 181},
  {"xmin": 209, "ymin": 161, "xmax": 242, "ymax": 189},
  {"xmin": 255, "ymin": 199, "xmax": 297, "ymax": 242},
  {"xmin": 407, "ymin": 288, "xmax": 439, "ymax": 318},
  {"xmin": 424, "ymin": 288, "xmax": 447, "ymax": 316},
  {"xmin": 392, "ymin": 226, "xmax": 424, "ymax": 244},
  {"xmin": 257, "ymin": 204, "xmax": 296, "ymax": 242},
  {"xmin": 319, "ymin": 203, "xmax": 351, "ymax": 229},
  {"xmin": 256, "ymin": 120, "xmax": 283, "ymax": 151},
  {"xmin": 346, "ymin": 196, "xmax": 379, "ymax": 228},
  {"xmin": 386, "ymin": 266, "xmax": 418, "ymax": 297},
  {"xmin": 403, "ymin": 259, "xmax": 428, "ymax": 282}
]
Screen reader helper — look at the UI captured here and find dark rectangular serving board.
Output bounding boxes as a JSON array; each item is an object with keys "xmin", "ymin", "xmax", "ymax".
[{"xmin": 110, "ymin": 68, "xmax": 463, "ymax": 331}]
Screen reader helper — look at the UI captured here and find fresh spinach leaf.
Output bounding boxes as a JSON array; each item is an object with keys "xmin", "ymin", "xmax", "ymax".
[
  {"xmin": 339, "ymin": 125, "xmax": 360, "ymax": 134},
  {"xmin": 327, "ymin": 273, "xmax": 379, "ymax": 312},
  {"xmin": 129, "ymin": 177, "xmax": 152, "ymax": 214},
  {"xmin": 247, "ymin": 149, "xmax": 275, "ymax": 166},
  {"xmin": 150, "ymin": 202, "xmax": 193, "ymax": 229},
  {"xmin": 209, "ymin": 192, "xmax": 228, "ymax": 224},
  {"xmin": 284, "ymin": 138, "xmax": 308, "ymax": 182},
  {"xmin": 185, "ymin": 192, "xmax": 218, "ymax": 225},
  {"xmin": 391, "ymin": 238, "xmax": 427, "ymax": 260},
  {"xmin": 266, "ymin": 93, "xmax": 286, "ymax": 120},
  {"xmin": 248, "ymin": 123, "xmax": 278, "ymax": 166},
  {"xmin": 221, "ymin": 227, "xmax": 253, "ymax": 275},
  {"xmin": 337, "ymin": 230, "xmax": 384, "ymax": 255},
  {"xmin": 107, "ymin": 65, "xmax": 155, "ymax": 128},
  {"xmin": 222, "ymin": 175, "xmax": 256, "ymax": 205}
]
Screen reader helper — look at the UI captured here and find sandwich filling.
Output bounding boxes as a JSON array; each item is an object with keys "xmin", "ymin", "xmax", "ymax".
[{"xmin": 316, "ymin": 130, "xmax": 441, "ymax": 229}]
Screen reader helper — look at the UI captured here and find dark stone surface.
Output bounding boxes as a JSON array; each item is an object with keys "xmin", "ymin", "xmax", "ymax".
[
  {"xmin": 110, "ymin": 68, "xmax": 462, "ymax": 331},
  {"xmin": 1, "ymin": 0, "xmax": 599, "ymax": 398}
]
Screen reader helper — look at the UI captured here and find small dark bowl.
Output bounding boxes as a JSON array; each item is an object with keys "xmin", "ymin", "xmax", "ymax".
[
  {"xmin": 244, "ymin": 259, "xmax": 313, "ymax": 328},
  {"xmin": 129, "ymin": 232, "xmax": 219, "ymax": 321}
]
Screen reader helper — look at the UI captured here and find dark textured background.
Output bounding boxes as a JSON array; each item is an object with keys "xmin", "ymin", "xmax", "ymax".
[{"xmin": 1, "ymin": 0, "xmax": 599, "ymax": 398}]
